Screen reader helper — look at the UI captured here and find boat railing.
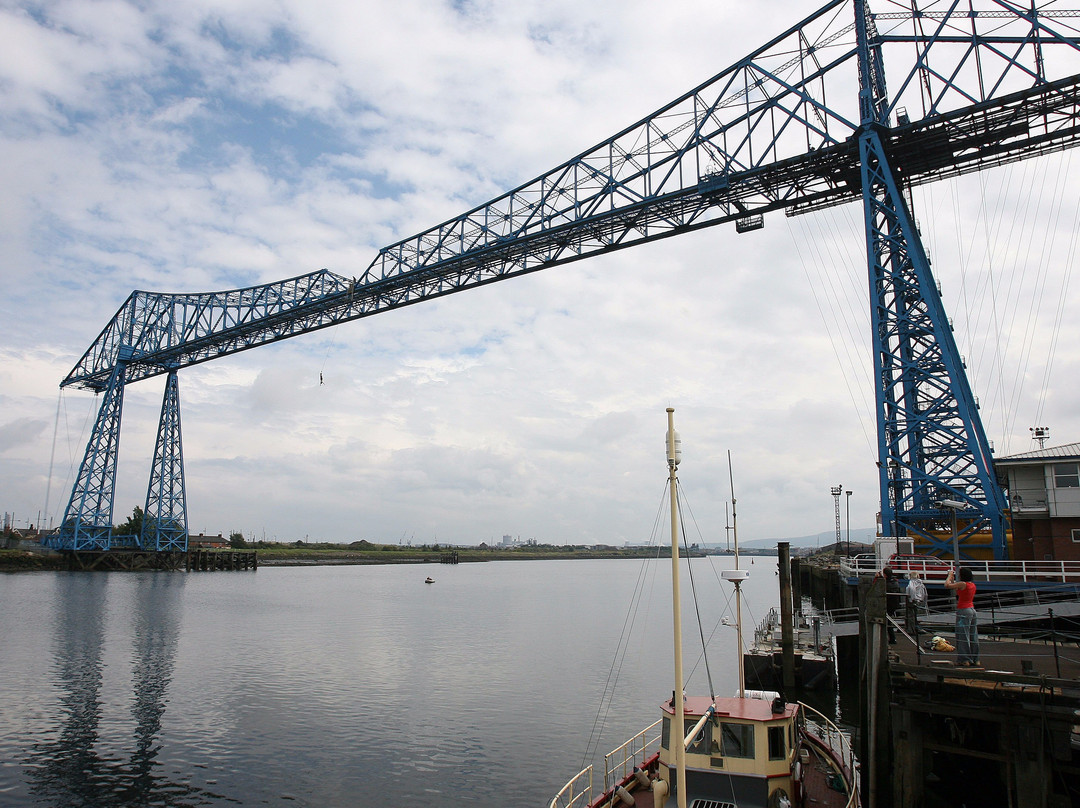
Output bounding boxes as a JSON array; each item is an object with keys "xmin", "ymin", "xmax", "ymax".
[
  {"xmin": 548, "ymin": 720, "xmax": 662, "ymax": 808},
  {"xmin": 799, "ymin": 701, "xmax": 859, "ymax": 808},
  {"xmin": 548, "ymin": 766, "xmax": 593, "ymax": 808},
  {"xmin": 601, "ymin": 719, "xmax": 662, "ymax": 794}
]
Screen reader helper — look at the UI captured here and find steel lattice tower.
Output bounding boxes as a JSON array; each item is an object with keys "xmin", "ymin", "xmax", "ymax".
[
  {"xmin": 49, "ymin": 357, "xmax": 129, "ymax": 551},
  {"xmin": 142, "ymin": 370, "xmax": 189, "ymax": 552}
]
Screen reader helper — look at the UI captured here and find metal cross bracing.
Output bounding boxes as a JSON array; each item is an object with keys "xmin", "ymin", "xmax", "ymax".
[
  {"xmin": 51, "ymin": 1, "xmax": 1080, "ymax": 558},
  {"xmin": 142, "ymin": 371, "xmax": 188, "ymax": 553},
  {"xmin": 50, "ymin": 356, "xmax": 129, "ymax": 551}
]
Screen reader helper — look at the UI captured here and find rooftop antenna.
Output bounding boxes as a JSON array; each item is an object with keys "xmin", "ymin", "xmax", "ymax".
[{"xmin": 1030, "ymin": 426, "xmax": 1050, "ymax": 449}]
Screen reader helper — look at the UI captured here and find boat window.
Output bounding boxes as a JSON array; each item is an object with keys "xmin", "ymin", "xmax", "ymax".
[
  {"xmin": 720, "ymin": 722, "xmax": 754, "ymax": 758},
  {"xmin": 1054, "ymin": 464, "xmax": 1079, "ymax": 488},
  {"xmin": 662, "ymin": 717, "xmax": 671, "ymax": 748},
  {"xmin": 768, "ymin": 725, "xmax": 785, "ymax": 760},
  {"xmin": 684, "ymin": 718, "xmax": 711, "ymax": 755}
]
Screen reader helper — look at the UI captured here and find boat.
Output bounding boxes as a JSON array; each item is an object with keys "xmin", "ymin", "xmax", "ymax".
[
  {"xmin": 549, "ymin": 409, "xmax": 858, "ymax": 808},
  {"xmin": 425, "ymin": 577, "xmax": 434, "ymax": 584}
]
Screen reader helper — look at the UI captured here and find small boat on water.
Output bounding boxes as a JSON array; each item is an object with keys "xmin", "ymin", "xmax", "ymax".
[
  {"xmin": 549, "ymin": 409, "xmax": 858, "ymax": 808},
  {"xmin": 425, "ymin": 577, "xmax": 434, "ymax": 584}
]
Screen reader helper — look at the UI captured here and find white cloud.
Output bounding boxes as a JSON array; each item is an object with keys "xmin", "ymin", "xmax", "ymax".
[{"xmin": 1, "ymin": 0, "xmax": 1077, "ymax": 543}]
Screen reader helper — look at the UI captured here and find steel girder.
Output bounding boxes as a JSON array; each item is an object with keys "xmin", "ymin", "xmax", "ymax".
[
  {"xmin": 64, "ymin": 269, "xmax": 353, "ymax": 392},
  {"xmin": 49, "ymin": 359, "xmax": 129, "ymax": 551},
  {"xmin": 856, "ymin": 0, "xmax": 1014, "ymax": 557},
  {"xmin": 54, "ymin": 2, "xmax": 1080, "ymax": 558},
  {"xmin": 60, "ymin": 4, "xmax": 1080, "ymax": 395},
  {"xmin": 142, "ymin": 371, "xmax": 188, "ymax": 552},
  {"xmin": 859, "ymin": 125, "xmax": 1008, "ymax": 556}
]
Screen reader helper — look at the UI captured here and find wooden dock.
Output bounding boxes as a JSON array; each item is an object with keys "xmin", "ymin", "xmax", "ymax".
[
  {"xmin": 185, "ymin": 549, "xmax": 257, "ymax": 571},
  {"xmin": 59, "ymin": 548, "xmax": 257, "ymax": 571},
  {"xmin": 857, "ymin": 571, "xmax": 1080, "ymax": 807}
]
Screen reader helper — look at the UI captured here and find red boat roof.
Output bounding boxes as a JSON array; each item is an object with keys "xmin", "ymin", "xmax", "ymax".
[{"xmin": 661, "ymin": 695, "xmax": 798, "ymax": 721}]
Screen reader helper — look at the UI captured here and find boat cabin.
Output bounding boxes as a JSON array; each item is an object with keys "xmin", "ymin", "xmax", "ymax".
[{"xmin": 657, "ymin": 694, "xmax": 799, "ymax": 808}]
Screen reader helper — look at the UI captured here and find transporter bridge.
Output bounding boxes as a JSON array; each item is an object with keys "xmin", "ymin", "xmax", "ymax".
[{"xmin": 50, "ymin": 0, "xmax": 1080, "ymax": 561}]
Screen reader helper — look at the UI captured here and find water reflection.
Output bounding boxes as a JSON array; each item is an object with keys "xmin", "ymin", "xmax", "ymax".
[{"xmin": 26, "ymin": 574, "xmax": 225, "ymax": 807}]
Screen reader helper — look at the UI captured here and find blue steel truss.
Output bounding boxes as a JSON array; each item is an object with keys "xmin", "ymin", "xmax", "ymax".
[
  {"xmin": 142, "ymin": 371, "xmax": 188, "ymax": 552},
  {"xmin": 54, "ymin": 1, "xmax": 1080, "ymax": 557},
  {"xmin": 50, "ymin": 358, "xmax": 129, "ymax": 551},
  {"xmin": 853, "ymin": 0, "xmax": 1018, "ymax": 556}
]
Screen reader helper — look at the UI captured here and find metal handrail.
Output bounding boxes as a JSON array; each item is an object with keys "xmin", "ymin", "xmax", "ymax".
[
  {"xmin": 840, "ymin": 557, "xmax": 1080, "ymax": 581},
  {"xmin": 601, "ymin": 719, "xmax": 662, "ymax": 793},
  {"xmin": 549, "ymin": 720, "xmax": 662, "ymax": 808},
  {"xmin": 825, "ymin": 584, "xmax": 1080, "ymax": 627},
  {"xmin": 548, "ymin": 765, "xmax": 593, "ymax": 808},
  {"xmin": 799, "ymin": 701, "xmax": 860, "ymax": 808}
]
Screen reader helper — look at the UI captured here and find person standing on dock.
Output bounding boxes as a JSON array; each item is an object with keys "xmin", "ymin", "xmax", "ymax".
[
  {"xmin": 945, "ymin": 566, "xmax": 979, "ymax": 667},
  {"xmin": 905, "ymin": 572, "xmax": 927, "ymax": 637}
]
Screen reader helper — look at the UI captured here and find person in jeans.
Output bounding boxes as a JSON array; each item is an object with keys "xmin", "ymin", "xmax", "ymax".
[
  {"xmin": 905, "ymin": 572, "xmax": 927, "ymax": 637},
  {"xmin": 945, "ymin": 566, "xmax": 979, "ymax": 666}
]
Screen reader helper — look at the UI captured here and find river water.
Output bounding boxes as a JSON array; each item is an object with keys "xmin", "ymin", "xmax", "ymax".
[{"xmin": 0, "ymin": 556, "xmax": 788, "ymax": 807}]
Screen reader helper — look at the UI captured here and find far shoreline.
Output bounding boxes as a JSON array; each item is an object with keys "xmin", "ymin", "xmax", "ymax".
[{"xmin": 1, "ymin": 544, "xmax": 782, "ymax": 572}]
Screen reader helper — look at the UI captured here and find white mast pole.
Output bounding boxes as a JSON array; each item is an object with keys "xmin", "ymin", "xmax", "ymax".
[
  {"xmin": 666, "ymin": 408, "xmax": 687, "ymax": 808},
  {"xmin": 729, "ymin": 450, "xmax": 746, "ymax": 698}
]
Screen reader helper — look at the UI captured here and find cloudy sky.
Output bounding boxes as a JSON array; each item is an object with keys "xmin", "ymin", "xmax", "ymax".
[{"xmin": 2, "ymin": 0, "xmax": 1078, "ymax": 546}]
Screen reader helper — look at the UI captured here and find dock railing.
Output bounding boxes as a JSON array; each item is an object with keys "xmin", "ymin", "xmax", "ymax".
[
  {"xmin": 824, "ymin": 584, "xmax": 1080, "ymax": 638},
  {"xmin": 840, "ymin": 556, "xmax": 1080, "ymax": 582}
]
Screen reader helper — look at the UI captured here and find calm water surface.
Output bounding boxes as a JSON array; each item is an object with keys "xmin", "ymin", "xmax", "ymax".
[{"xmin": 0, "ymin": 557, "xmax": 784, "ymax": 807}]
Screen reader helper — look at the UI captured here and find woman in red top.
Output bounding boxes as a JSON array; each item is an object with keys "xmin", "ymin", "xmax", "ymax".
[{"xmin": 945, "ymin": 566, "xmax": 979, "ymax": 666}]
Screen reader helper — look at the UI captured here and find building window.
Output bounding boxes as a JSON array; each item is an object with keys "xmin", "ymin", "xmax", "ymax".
[{"xmin": 1054, "ymin": 464, "xmax": 1079, "ymax": 488}]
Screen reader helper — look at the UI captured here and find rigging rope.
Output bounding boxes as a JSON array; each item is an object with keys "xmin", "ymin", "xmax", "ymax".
[
  {"xmin": 578, "ymin": 479, "xmax": 667, "ymax": 770},
  {"xmin": 786, "ymin": 210, "xmax": 877, "ymax": 463},
  {"xmin": 676, "ymin": 479, "xmax": 716, "ymax": 702},
  {"xmin": 43, "ymin": 390, "xmax": 63, "ymax": 528},
  {"xmin": 932, "ymin": 151, "xmax": 1076, "ymax": 454}
]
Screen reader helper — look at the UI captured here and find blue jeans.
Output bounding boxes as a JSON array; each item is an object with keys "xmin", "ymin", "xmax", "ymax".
[{"xmin": 956, "ymin": 608, "xmax": 979, "ymax": 664}]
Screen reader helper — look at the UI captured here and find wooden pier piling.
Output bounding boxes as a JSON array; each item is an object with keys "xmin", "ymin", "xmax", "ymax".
[
  {"xmin": 778, "ymin": 542, "xmax": 796, "ymax": 693},
  {"xmin": 185, "ymin": 549, "xmax": 258, "ymax": 571}
]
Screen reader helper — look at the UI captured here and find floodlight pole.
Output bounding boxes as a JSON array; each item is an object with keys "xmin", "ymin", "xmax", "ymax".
[
  {"xmin": 846, "ymin": 490, "xmax": 853, "ymax": 558},
  {"xmin": 831, "ymin": 485, "xmax": 843, "ymax": 553}
]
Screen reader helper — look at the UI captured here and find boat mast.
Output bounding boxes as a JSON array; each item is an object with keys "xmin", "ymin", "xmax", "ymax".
[
  {"xmin": 724, "ymin": 449, "xmax": 749, "ymax": 697},
  {"xmin": 666, "ymin": 408, "xmax": 687, "ymax": 808}
]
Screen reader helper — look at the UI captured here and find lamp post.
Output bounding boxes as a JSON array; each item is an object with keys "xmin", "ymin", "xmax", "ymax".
[
  {"xmin": 937, "ymin": 498, "xmax": 965, "ymax": 562},
  {"xmin": 845, "ymin": 490, "xmax": 853, "ymax": 558}
]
